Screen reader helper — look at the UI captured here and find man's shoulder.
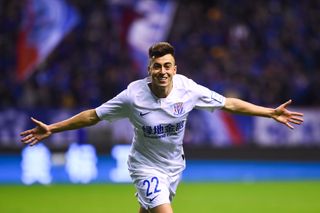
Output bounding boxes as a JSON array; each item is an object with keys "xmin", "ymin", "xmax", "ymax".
[
  {"xmin": 125, "ymin": 77, "xmax": 150, "ymax": 100},
  {"xmin": 174, "ymin": 74, "xmax": 188, "ymax": 81},
  {"xmin": 174, "ymin": 74, "xmax": 196, "ymax": 88},
  {"xmin": 127, "ymin": 77, "xmax": 147, "ymax": 91}
]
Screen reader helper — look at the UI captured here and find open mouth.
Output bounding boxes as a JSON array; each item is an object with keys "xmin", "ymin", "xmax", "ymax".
[
  {"xmin": 159, "ymin": 77, "xmax": 167, "ymax": 81},
  {"xmin": 156, "ymin": 76, "xmax": 168, "ymax": 83}
]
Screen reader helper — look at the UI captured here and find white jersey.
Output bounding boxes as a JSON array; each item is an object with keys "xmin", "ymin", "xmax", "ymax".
[{"xmin": 95, "ymin": 74, "xmax": 225, "ymax": 177}]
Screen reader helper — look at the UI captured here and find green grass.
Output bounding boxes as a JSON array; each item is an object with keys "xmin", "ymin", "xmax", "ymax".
[{"xmin": 0, "ymin": 181, "xmax": 319, "ymax": 213}]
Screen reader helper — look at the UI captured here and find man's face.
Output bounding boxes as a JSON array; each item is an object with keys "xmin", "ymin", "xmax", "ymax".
[{"xmin": 148, "ymin": 54, "xmax": 177, "ymax": 88}]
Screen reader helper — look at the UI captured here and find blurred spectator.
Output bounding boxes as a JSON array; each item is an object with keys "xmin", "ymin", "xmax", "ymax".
[
  {"xmin": 1, "ymin": 0, "xmax": 320, "ymax": 109},
  {"xmin": 21, "ymin": 143, "xmax": 52, "ymax": 185}
]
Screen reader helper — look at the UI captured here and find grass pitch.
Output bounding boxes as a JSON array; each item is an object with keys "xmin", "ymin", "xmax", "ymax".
[{"xmin": 0, "ymin": 181, "xmax": 319, "ymax": 213}]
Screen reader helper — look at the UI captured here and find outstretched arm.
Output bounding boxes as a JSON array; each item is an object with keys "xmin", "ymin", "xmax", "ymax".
[
  {"xmin": 20, "ymin": 109, "xmax": 100, "ymax": 146},
  {"xmin": 222, "ymin": 98, "xmax": 303, "ymax": 129}
]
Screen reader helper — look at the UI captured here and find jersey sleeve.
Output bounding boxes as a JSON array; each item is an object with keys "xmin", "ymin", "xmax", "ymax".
[
  {"xmin": 188, "ymin": 78, "xmax": 226, "ymax": 111},
  {"xmin": 95, "ymin": 89, "xmax": 130, "ymax": 122}
]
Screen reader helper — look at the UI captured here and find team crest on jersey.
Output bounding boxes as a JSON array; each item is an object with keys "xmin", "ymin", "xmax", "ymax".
[{"xmin": 173, "ymin": 102, "xmax": 184, "ymax": 115}]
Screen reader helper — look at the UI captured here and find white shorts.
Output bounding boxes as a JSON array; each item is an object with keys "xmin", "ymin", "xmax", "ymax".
[{"xmin": 130, "ymin": 169, "xmax": 182, "ymax": 210}]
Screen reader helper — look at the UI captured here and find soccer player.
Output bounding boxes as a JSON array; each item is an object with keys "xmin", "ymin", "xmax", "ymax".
[{"xmin": 20, "ymin": 42, "xmax": 304, "ymax": 213}]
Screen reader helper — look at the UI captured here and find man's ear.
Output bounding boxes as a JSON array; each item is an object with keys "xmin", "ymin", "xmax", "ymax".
[
  {"xmin": 174, "ymin": 65, "xmax": 177, "ymax": 74},
  {"xmin": 147, "ymin": 66, "xmax": 151, "ymax": 75}
]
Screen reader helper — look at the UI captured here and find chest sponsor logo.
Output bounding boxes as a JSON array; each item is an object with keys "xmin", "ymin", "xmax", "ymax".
[
  {"xmin": 142, "ymin": 121, "xmax": 185, "ymax": 138},
  {"xmin": 173, "ymin": 102, "xmax": 184, "ymax": 115}
]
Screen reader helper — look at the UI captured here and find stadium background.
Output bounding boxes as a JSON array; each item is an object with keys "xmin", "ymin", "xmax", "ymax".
[{"xmin": 1, "ymin": 0, "xmax": 320, "ymax": 212}]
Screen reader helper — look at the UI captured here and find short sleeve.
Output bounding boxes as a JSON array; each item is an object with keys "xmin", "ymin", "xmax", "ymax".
[
  {"xmin": 188, "ymin": 79, "xmax": 225, "ymax": 111},
  {"xmin": 95, "ymin": 89, "xmax": 130, "ymax": 122}
]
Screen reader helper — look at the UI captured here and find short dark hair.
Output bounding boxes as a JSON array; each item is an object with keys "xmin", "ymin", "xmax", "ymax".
[{"xmin": 148, "ymin": 42, "xmax": 175, "ymax": 59}]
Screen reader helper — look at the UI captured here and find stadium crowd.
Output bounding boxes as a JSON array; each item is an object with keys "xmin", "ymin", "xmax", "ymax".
[{"xmin": 1, "ymin": 0, "xmax": 320, "ymax": 109}]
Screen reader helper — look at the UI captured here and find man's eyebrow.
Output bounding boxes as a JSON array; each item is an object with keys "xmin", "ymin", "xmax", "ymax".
[
  {"xmin": 154, "ymin": 62, "xmax": 173, "ymax": 65},
  {"xmin": 164, "ymin": 62, "xmax": 173, "ymax": 65}
]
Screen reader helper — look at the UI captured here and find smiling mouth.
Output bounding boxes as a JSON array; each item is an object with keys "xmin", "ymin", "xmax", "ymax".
[{"xmin": 158, "ymin": 76, "xmax": 168, "ymax": 82}]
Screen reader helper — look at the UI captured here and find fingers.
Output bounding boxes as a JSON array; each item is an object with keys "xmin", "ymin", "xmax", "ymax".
[
  {"xmin": 29, "ymin": 138, "xmax": 39, "ymax": 146},
  {"xmin": 290, "ymin": 111, "xmax": 304, "ymax": 117},
  {"xmin": 284, "ymin": 112, "xmax": 304, "ymax": 129},
  {"xmin": 284, "ymin": 113, "xmax": 303, "ymax": 129},
  {"xmin": 24, "ymin": 136, "xmax": 37, "ymax": 145},
  {"xmin": 21, "ymin": 134, "xmax": 39, "ymax": 146},
  {"xmin": 21, "ymin": 134, "xmax": 33, "ymax": 142},
  {"xmin": 288, "ymin": 117, "xmax": 303, "ymax": 125},
  {"xmin": 20, "ymin": 129, "xmax": 33, "ymax": 137},
  {"xmin": 282, "ymin": 99, "xmax": 292, "ymax": 108},
  {"xmin": 20, "ymin": 117, "xmax": 40, "ymax": 136},
  {"xmin": 31, "ymin": 117, "xmax": 42, "ymax": 126},
  {"xmin": 290, "ymin": 115, "xmax": 304, "ymax": 123},
  {"xmin": 20, "ymin": 117, "xmax": 43, "ymax": 146},
  {"xmin": 288, "ymin": 110, "xmax": 304, "ymax": 126},
  {"xmin": 285, "ymin": 122, "xmax": 294, "ymax": 130},
  {"xmin": 285, "ymin": 104, "xmax": 304, "ymax": 128}
]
